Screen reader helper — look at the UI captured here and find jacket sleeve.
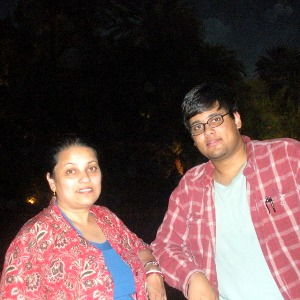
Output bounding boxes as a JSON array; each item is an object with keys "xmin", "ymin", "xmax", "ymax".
[
  {"xmin": 99, "ymin": 207, "xmax": 149, "ymax": 252},
  {"xmin": 0, "ymin": 220, "xmax": 48, "ymax": 299}
]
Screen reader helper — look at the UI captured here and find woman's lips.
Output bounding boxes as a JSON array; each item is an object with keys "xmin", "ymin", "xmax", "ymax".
[{"xmin": 78, "ymin": 188, "xmax": 93, "ymax": 193}]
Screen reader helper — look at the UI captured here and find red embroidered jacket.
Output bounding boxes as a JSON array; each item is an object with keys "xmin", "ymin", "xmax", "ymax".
[{"xmin": 0, "ymin": 199, "xmax": 149, "ymax": 299}]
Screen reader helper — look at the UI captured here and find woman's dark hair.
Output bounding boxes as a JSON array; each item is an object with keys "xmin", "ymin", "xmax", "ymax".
[
  {"xmin": 182, "ymin": 83, "xmax": 238, "ymax": 129},
  {"xmin": 47, "ymin": 137, "xmax": 98, "ymax": 178}
]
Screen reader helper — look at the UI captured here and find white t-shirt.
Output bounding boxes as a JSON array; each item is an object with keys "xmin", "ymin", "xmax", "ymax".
[{"xmin": 214, "ymin": 166, "xmax": 283, "ymax": 300}]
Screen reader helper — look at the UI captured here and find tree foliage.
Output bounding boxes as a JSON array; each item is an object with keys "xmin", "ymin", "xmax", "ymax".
[
  {"xmin": 255, "ymin": 46, "xmax": 300, "ymax": 116},
  {"xmin": 0, "ymin": 0, "xmax": 246, "ymax": 210},
  {"xmin": 239, "ymin": 78, "xmax": 300, "ymax": 140}
]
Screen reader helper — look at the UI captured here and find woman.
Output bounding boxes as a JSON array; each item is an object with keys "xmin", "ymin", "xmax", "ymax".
[{"xmin": 0, "ymin": 138, "xmax": 166, "ymax": 299}]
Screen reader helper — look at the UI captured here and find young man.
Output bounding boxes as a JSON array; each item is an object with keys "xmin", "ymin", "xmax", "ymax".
[{"xmin": 151, "ymin": 84, "xmax": 300, "ymax": 300}]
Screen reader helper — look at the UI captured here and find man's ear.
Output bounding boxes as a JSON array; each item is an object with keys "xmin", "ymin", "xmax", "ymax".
[
  {"xmin": 233, "ymin": 112, "xmax": 242, "ymax": 129},
  {"xmin": 46, "ymin": 172, "xmax": 56, "ymax": 194}
]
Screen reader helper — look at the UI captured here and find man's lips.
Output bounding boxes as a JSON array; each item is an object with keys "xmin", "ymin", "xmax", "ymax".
[{"xmin": 206, "ymin": 138, "xmax": 220, "ymax": 147}]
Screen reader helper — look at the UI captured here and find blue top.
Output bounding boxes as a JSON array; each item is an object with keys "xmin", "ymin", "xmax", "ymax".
[
  {"xmin": 59, "ymin": 207, "xmax": 136, "ymax": 299},
  {"xmin": 91, "ymin": 240, "xmax": 136, "ymax": 300}
]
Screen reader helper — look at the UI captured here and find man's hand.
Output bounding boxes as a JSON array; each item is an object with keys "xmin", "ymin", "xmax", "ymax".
[{"xmin": 187, "ymin": 272, "xmax": 218, "ymax": 300}]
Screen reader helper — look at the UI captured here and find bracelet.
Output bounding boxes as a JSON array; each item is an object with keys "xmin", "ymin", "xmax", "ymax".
[
  {"xmin": 144, "ymin": 261, "xmax": 159, "ymax": 268},
  {"xmin": 146, "ymin": 270, "xmax": 164, "ymax": 279}
]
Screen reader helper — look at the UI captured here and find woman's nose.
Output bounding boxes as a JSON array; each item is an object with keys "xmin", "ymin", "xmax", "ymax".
[{"xmin": 79, "ymin": 171, "xmax": 91, "ymax": 182}]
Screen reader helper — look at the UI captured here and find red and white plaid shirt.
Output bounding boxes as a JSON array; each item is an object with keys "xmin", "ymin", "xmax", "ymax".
[{"xmin": 152, "ymin": 136, "xmax": 300, "ymax": 299}]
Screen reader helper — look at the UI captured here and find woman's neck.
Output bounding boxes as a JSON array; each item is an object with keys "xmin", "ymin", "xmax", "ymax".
[{"xmin": 56, "ymin": 201, "xmax": 91, "ymax": 225}]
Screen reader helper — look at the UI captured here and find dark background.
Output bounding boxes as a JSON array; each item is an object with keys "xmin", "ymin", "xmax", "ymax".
[{"xmin": 0, "ymin": 1, "xmax": 299, "ymax": 298}]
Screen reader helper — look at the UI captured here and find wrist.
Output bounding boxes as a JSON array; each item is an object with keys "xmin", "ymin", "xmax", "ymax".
[
  {"xmin": 144, "ymin": 260, "xmax": 160, "ymax": 272},
  {"xmin": 146, "ymin": 269, "xmax": 164, "ymax": 279},
  {"xmin": 144, "ymin": 260, "xmax": 159, "ymax": 268},
  {"xmin": 143, "ymin": 260, "xmax": 164, "ymax": 279}
]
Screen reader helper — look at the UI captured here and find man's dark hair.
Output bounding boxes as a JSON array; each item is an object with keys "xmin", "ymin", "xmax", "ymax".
[{"xmin": 182, "ymin": 83, "xmax": 238, "ymax": 129}]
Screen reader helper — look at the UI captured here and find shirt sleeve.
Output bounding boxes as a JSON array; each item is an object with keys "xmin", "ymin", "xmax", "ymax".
[{"xmin": 151, "ymin": 176, "xmax": 204, "ymax": 296}]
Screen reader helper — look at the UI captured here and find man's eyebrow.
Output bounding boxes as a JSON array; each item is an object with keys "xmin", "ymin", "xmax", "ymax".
[{"xmin": 190, "ymin": 112, "xmax": 224, "ymax": 126}]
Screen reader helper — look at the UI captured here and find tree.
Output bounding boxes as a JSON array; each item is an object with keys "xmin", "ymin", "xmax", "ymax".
[
  {"xmin": 255, "ymin": 46, "xmax": 300, "ymax": 117},
  {"xmin": 237, "ymin": 79, "xmax": 299, "ymax": 140},
  {"xmin": 0, "ymin": 0, "xmax": 247, "ymax": 210}
]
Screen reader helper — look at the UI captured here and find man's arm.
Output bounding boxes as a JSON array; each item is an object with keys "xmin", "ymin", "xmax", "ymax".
[{"xmin": 151, "ymin": 177, "xmax": 210, "ymax": 296}]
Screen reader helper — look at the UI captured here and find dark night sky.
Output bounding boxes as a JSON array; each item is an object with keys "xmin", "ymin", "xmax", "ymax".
[
  {"xmin": 1, "ymin": 0, "xmax": 299, "ymax": 77},
  {"xmin": 192, "ymin": 0, "xmax": 300, "ymax": 76}
]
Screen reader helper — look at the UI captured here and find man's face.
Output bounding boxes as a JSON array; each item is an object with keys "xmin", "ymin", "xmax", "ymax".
[{"xmin": 189, "ymin": 104, "xmax": 243, "ymax": 162}]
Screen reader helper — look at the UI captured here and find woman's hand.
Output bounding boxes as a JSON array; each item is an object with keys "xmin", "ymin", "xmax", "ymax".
[
  {"xmin": 137, "ymin": 249, "xmax": 167, "ymax": 299},
  {"xmin": 146, "ymin": 273, "xmax": 167, "ymax": 300}
]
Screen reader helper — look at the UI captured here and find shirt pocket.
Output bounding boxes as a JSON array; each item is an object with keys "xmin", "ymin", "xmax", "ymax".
[
  {"xmin": 187, "ymin": 212, "xmax": 206, "ymax": 254},
  {"xmin": 264, "ymin": 185, "xmax": 300, "ymax": 215},
  {"xmin": 262, "ymin": 185, "xmax": 300, "ymax": 245}
]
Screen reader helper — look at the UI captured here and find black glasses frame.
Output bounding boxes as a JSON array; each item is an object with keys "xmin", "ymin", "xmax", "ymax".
[{"xmin": 190, "ymin": 112, "xmax": 230, "ymax": 136}]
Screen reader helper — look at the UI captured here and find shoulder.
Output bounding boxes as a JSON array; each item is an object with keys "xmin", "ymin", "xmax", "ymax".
[
  {"xmin": 181, "ymin": 160, "xmax": 212, "ymax": 183},
  {"xmin": 251, "ymin": 137, "xmax": 298, "ymax": 146},
  {"xmin": 245, "ymin": 136, "xmax": 299, "ymax": 171},
  {"xmin": 91, "ymin": 205, "xmax": 121, "ymax": 223},
  {"xmin": 16, "ymin": 209, "xmax": 50, "ymax": 236},
  {"xmin": 91, "ymin": 204, "xmax": 115, "ymax": 215},
  {"xmin": 12, "ymin": 201, "xmax": 72, "ymax": 242},
  {"xmin": 186, "ymin": 162, "xmax": 210, "ymax": 175},
  {"xmin": 4, "ymin": 209, "xmax": 54, "ymax": 254},
  {"xmin": 171, "ymin": 161, "xmax": 212, "ymax": 198},
  {"xmin": 250, "ymin": 137, "xmax": 299, "ymax": 154}
]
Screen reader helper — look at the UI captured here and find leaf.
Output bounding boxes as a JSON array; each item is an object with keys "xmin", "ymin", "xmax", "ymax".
[
  {"xmin": 5, "ymin": 265, "xmax": 17, "ymax": 274},
  {"xmin": 80, "ymin": 270, "xmax": 95, "ymax": 279},
  {"xmin": 37, "ymin": 231, "xmax": 46, "ymax": 242}
]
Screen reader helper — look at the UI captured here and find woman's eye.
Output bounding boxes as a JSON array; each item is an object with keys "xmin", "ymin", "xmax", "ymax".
[
  {"xmin": 66, "ymin": 169, "xmax": 75, "ymax": 175},
  {"xmin": 89, "ymin": 166, "xmax": 97, "ymax": 172}
]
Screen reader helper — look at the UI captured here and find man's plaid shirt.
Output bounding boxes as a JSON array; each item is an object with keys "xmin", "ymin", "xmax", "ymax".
[{"xmin": 152, "ymin": 136, "xmax": 300, "ymax": 299}]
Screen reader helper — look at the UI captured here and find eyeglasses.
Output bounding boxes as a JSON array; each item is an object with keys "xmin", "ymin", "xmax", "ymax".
[{"xmin": 189, "ymin": 113, "xmax": 230, "ymax": 136}]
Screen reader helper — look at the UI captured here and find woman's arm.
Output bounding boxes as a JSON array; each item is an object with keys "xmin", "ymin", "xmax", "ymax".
[{"xmin": 138, "ymin": 249, "xmax": 167, "ymax": 300}]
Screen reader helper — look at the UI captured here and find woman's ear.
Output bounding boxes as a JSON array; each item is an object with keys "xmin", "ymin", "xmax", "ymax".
[
  {"xmin": 46, "ymin": 172, "xmax": 56, "ymax": 193},
  {"xmin": 233, "ymin": 112, "xmax": 242, "ymax": 129}
]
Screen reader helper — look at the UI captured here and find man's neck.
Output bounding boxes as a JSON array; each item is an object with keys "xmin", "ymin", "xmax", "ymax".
[{"xmin": 213, "ymin": 143, "xmax": 247, "ymax": 186}]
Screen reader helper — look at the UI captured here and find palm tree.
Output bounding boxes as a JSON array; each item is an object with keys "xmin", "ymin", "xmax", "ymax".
[
  {"xmin": 95, "ymin": 0, "xmax": 203, "ymax": 48},
  {"xmin": 255, "ymin": 46, "xmax": 300, "ymax": 116},
  {"xmin": 198, "ymin": 43, "xmax": 246, "ymax": 86}
]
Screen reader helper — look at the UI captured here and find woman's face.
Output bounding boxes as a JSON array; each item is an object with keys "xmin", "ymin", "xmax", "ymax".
[{"xmin": 46, "ymin": 145, "xmax": 101, "ymax": 211}]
